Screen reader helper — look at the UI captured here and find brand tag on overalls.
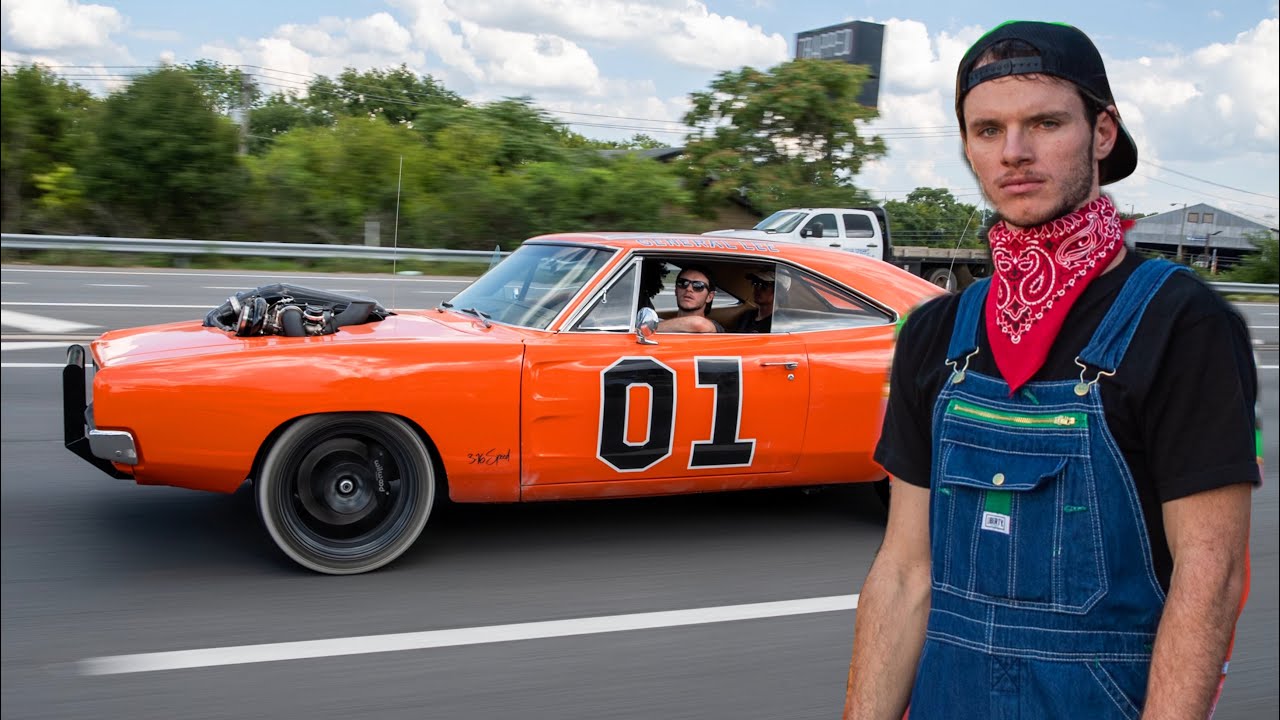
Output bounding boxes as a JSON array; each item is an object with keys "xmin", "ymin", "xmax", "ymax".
[
  {"xmin": 981, "ymin": 511, "xmax": 1011, "ymax": 534},
  {"xmin": 981, "ymin": 491, "xmax": 1012, "ymax": 534}
]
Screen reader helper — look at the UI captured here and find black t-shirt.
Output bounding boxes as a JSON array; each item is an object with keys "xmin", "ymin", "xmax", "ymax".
[
  {"xmin": 735, "ymin": 312, "xmax": 772, "ymax": 333},
  {"xmin": 876, "ymin": 254, "xmax": 1259, "ymax": 591}
]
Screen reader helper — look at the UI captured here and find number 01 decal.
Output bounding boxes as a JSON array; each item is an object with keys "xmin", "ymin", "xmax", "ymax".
[{"xmin": 598, "ymin": 356, "xmax": 755, "ymax": 473}]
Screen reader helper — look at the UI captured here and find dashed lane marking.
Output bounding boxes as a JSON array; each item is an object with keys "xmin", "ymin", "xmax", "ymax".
[
  {"xmin": 1, "ymin": 342, "xmax": 76, "ymax": 352},
  {"xmin": 2, "ymin": 302, "xmax": 208, "ymax": 309},
  {"xmin": 78, "ymin": 594, "xmax": 860, "ymax": 675},
  {"xmin": 0, "ymin": 309, "xmax": 95, "ymax": 334},
  {"xmin": 88, "ymin": 284, "xmax": 147, "ymax": 288}
]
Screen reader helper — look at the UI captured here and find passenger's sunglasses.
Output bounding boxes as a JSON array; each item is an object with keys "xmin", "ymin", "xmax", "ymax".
[
  {"xmin": 675, "ymin": 279, "xmax": 709, "ymax": 291},
  {"xmin": 750, "ymin": 280, "xmax": 775, "ymax": 290}
]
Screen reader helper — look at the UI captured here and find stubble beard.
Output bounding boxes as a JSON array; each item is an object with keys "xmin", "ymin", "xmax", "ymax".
[{"xmin": 988, "ymin": 141, "xmax": 1097, "ymax": 229}]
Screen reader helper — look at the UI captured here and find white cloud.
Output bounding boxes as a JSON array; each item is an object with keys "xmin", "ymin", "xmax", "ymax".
[
  {"xmin": 461, "ymin": 22, "xmax": 602, "ymax": 93},
  {"xmin": 1, "ymin": 0, "xmax": 124, "ymax": 51},
  {"xmin": 407, "ymin": 0, "xmax": 787, "ymax": 71}
]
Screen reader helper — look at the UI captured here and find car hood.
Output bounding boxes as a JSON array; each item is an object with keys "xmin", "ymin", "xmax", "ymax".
[{"xmin": 91, "ymin": 309, "xmax": 527, "ymax": 368}]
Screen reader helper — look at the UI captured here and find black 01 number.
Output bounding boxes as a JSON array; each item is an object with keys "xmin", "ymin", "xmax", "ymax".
[{"xmin": 598, "ymin": 357, "xmax": 755, "ymax": 472}]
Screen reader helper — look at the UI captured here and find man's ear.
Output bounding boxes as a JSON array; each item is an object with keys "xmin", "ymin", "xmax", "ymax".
[{"xmin": 1095, "ymin": 106, "xmax": 1119, "ymax": 161}]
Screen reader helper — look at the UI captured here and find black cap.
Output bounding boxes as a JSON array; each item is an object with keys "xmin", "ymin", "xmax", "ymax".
[{"xmin": 955, "ymin": 20, "xmax": 1137, "ymax": 185}]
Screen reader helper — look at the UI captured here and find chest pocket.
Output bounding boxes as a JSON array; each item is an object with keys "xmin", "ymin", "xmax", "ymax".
[{"xmin": 932, "ymin": 398, "xmax": 1107, "ymax": 614}]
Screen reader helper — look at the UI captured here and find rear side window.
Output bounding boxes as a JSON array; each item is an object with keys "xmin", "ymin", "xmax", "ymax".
[
  {"xmin": 843, "ymin": 213, "xmax": 876, "ymax": 238},
  {"xmin": 772, "ymin": 268, "xmax": 892, "ymax": 332}
]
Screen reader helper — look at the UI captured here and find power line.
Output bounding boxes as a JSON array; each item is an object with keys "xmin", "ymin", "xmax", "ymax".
[
  {"xmin": 1139, "ymin": 159, "xmax": 1279, "ymax": 200},
  {"xmin": 1133, "ymin": 171, "xmax": 1280, "ymax": 212}
]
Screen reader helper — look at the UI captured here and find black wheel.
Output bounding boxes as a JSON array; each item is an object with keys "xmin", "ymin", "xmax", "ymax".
[
  {"xmin": 872, "ymin": 477, "xmax": 891, "ymax": 512},
  {"xmin": 257, "ymin": 414, "xmax": 434, "ymax": 574},
  {"xmin": 925, "ymin": 267, "xmax": 957, "ymax": 291}
]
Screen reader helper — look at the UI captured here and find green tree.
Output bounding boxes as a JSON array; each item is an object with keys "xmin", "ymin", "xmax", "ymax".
[
  {"xmin": 884, "ymin": 188, "xmax": 985, "ymax": 247},
  {"xmin": 247, "ymin": 117, "xmax": 434, "ymax": 245},
  {"xmin": 681, "ymin": 58, "xmax": 885, "ymax": 214},
  {"xmin": 247, "ymin": 92, "xmax": 331, "ymax": 154},
  {"xmin": 1225, "ymin": 232, "xmax": 1279, "ymax": 284},
  {"xmin": 79, "ymin": 68, "xmax": 245, "ymax": 238},
  {"xmin": 0, "ymin": 65, "xmax": 96, "ymax": 231},
  {"xmin": 180, "ymin": 60, "xmax": 259, "ymax": 116},
  {"xmin": 303, "ymin": 65, "xmax": 465, "ymax": 126}
]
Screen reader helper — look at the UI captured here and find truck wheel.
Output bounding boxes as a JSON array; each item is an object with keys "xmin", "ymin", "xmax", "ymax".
[
  {"xmin": 257, "ymin": 414, "xmax": 435, "ymax": 575},
  {"xmin": 925, "ymin": 268, "xmax": 958, "ymax": 291}
]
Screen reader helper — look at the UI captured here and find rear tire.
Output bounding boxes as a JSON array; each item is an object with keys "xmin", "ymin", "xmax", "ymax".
[
  {"xmin": 257, "ymin": 414, "xmax": 434, "ymax": 575},
  {"xmin": 925, "ymin": 267, "xmax": 958, "ymax": 291}
]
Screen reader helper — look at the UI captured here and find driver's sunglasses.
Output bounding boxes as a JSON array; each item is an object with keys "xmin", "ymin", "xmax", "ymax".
[
  {"xmin": 750, "ymin": 279, "xmax": 775, "ymax": 290},
  {"xmin": 675, "ymin": 278, "xmax": 709, "ymax": 291}
]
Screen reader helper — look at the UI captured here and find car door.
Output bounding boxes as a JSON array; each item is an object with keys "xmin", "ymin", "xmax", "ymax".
[{"xmin": 520, "ymin": 262, "xmax": 810, "ymax": 493}]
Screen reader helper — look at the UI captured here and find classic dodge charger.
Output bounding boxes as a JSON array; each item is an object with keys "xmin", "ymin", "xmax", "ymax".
[{"xmin": 64, "ymin": 233, "xmax": 942, "ymax": 574}]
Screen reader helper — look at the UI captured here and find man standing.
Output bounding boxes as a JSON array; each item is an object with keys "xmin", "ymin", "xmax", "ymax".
[
  {"xmin": 657, "ymin": 265, "xmax": 723, "ymax": 333},
  {"xmin": 843, "ymin": 21, "xmax": 1256, "ymax": 720},
  {"xmin": 735, "ymin": 270, "xmax": 781, "ymax": 333}
]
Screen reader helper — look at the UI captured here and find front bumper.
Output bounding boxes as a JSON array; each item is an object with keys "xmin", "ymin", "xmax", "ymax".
[{"xmin": 63, "ymin": 345, "xmax": 135, "ymax": 479}]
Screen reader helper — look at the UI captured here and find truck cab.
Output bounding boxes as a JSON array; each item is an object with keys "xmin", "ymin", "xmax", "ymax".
[{"xmin": 704, "ymin": 208, "xmax": 886, "ymax": 259}]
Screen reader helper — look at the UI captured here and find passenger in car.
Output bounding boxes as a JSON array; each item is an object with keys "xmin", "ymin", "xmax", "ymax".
[
  {"xmin": 734, "ymin": 270, "xmax": 785, "ymax": 333},
  {"xmin": 657, "ymin": 265, "xmax": 724, "ymax": 333}
]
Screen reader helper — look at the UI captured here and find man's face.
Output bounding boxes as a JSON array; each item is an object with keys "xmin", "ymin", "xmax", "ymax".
[
  {"xmin": 751, "ymin": 278, "xmax": 775, "ymax": 316},
  {"xmin": 962, "ymin": 75, "xmax": 1116, "ymax": 229},
  {"xmin": 675, "ymin": 270, "xmax": 714, "ymax": 315}
]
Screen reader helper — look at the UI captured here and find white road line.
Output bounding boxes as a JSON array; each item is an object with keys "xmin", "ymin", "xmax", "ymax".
[
  {"xmin": 0, "ymin": 362, "xmax": 65, "ymax": 368},
  {"xmin": 78, "ymin": 594, "xmax": 859, "ymax": 676},
  {"xmin": 3, "ymin": 268, "xmax": 473, "ymax": 283},
  {"xmin": 1, "ymin": 281, "xmax": 26, "ymax": 285},
  {"xmin": 0, "ymin": 309, "xmax": 95, "ymax": 334},
  {"xmin": 88, "ymin": 283, "xmax": 147, "ymax": 288},
  {"xmin": 1, "ymin": 342, "xmax": 75, "ymax": 352},
  {"xmin": 2, "ymin": 302, "xmax": 208, "ymax": 309}
]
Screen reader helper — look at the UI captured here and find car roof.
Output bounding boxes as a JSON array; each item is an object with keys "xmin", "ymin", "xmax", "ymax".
[{"xmin": 523, "ymin": 231, "xmax": 864, "ymax": 267}]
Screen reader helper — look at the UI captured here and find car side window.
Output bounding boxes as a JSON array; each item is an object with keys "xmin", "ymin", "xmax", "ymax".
[
  {"xmin": 573, "ymin": 261, "xmax": 639, "ymax": 332},
  {"xmin": 804, "ymin": 213, "xmax": 838, "ymax": 238},
  {"xmin": 771, "ymin": 268, "xmax": 893, "ymax": 332},
  {"xmin": 843, "ymin": 213, "xmax": 876, "ymax": 238}
]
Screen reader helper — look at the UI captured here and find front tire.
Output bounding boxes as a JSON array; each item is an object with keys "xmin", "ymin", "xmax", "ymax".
[{"xmin": 257, "ymin": 414, "xmax": 435, "ymax": 574}]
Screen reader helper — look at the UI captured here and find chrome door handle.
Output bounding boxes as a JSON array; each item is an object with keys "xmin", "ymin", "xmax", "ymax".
[{"xmin": 760, "ymin": 361, "xmax": 799, "ymax": 370}]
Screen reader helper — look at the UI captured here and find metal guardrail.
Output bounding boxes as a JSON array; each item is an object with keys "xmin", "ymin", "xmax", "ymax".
[
  {"xmin": 1, "ymin": 233, "xmax": 1275, "ymax": 295},
  {"xmin": 0, "ymin": 233, "xmax": 506, "ymax": 263}
]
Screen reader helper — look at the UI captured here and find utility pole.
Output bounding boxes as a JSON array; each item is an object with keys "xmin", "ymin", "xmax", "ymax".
[
  {"xmin": 1172, "ymin": 202, "xmax": 1187, "ymax": 261},
  {"xmin": 238, "ymin": 72, "xmax": 252, "ymax": 156}
]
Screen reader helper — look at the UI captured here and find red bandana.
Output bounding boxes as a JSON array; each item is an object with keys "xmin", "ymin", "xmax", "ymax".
[{"xmin": 985, "ymin": 195, "xmax": 1126, "ymax": 393}]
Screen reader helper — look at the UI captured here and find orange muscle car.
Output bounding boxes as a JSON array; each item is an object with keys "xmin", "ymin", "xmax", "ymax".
[{"xmin": 64, "ymin": 233, "xmax": 943, "ymax": 573}]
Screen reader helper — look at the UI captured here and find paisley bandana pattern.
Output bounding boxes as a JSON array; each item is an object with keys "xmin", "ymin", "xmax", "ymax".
[{"xmin": 985, "ymin": 195, "xmax": 1125, "ymax": 392}]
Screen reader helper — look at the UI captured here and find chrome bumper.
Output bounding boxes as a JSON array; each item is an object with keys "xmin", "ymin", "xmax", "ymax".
[{"xmin": 63, "ymin": 345, "xmax": 135, "ymax": 479}]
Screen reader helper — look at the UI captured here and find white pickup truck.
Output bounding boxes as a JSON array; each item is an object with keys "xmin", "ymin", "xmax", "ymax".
[{"xmin": 704, "ymin": 207, "xmax": 992, "ymax": 290}]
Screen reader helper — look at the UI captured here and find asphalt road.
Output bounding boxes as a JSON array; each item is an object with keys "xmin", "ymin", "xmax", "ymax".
[{"xmin": 2, "ymin": 265, "xmax": 1277, "ymax": 720}]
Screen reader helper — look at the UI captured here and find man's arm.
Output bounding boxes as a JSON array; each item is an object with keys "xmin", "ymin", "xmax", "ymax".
[
  {"xmin": 1141, "ymin": 483, "xmax": 1251, "ymax": 719},
  {"xmin": 843, "ymin": 480, "xmax": 932, "ymax": 720},
  {"xmin": 656, "ymin": 315, "xmax": 718, "ymax": 333}
]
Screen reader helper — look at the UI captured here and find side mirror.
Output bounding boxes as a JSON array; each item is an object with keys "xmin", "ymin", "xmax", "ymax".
[{"xmin": 636, "ymin": 307, "xmax": 659, "ymax": 345}]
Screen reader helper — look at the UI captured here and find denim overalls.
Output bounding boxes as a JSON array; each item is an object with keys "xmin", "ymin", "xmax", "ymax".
[{"xmin": 907, "ymin": 260, "xmax": 1190, "ymax": 719}]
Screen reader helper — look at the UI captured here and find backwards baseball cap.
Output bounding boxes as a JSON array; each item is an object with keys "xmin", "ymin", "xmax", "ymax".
[
  {"xmin": 955, "ymin": 20, "xmax": 1137, "ymax": 185},
  {"xmin": 748, "ymin": 270, "xmax": 791, "ymax": 290}
]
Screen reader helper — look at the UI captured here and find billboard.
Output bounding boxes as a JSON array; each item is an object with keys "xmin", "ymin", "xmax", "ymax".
[{"xmin": 795, "ymin": 21, "xmax": 885, "ymax": 108}]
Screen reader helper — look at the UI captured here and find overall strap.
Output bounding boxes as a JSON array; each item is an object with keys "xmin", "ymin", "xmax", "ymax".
[
  {"xmin": 945, "ymin": 278, "xmax": 991, "ymax": 363},
  {"xmin": 1078, "ymin": 259, "xmax": 1191, "ymax": 372}
]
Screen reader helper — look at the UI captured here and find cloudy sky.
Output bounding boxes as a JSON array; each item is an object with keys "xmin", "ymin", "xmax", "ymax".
[{"xmin": 3, "ymin": 0, "xmax": 1277, "ymax": 225}]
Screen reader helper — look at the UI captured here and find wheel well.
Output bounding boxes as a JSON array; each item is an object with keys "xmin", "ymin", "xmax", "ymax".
[{"xmin": 248, "ymin": 413, "xmax": 449, "ymax": 500}]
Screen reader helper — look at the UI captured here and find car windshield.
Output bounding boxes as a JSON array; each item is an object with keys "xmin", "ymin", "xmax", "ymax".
[
  {"xmin": 445, "ymin": 243, "xmax": 615, "ymax": 329},
  {"xmin": 753, "ymin": 211, "xmax": 807, "ymax": 233}
]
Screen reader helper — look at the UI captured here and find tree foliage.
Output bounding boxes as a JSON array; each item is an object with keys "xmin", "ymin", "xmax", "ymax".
[
  {"xmin": 1, "ymin": 65, "xmax": 97, "ymax": 231},
  {"xmin": 681, "ymin": 58, "xmax": 885, "ymax": 214},
  {"xmin": 78, "ymin": 68, "xmax": 245, "ymax": 238},
  {"xmin": 883, "ymin": 188, "xmax": 986, "ymax": 247},
  {"xmin": 1224, "ymin": 232, "xmax": 1279, "ymax": 284}
]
